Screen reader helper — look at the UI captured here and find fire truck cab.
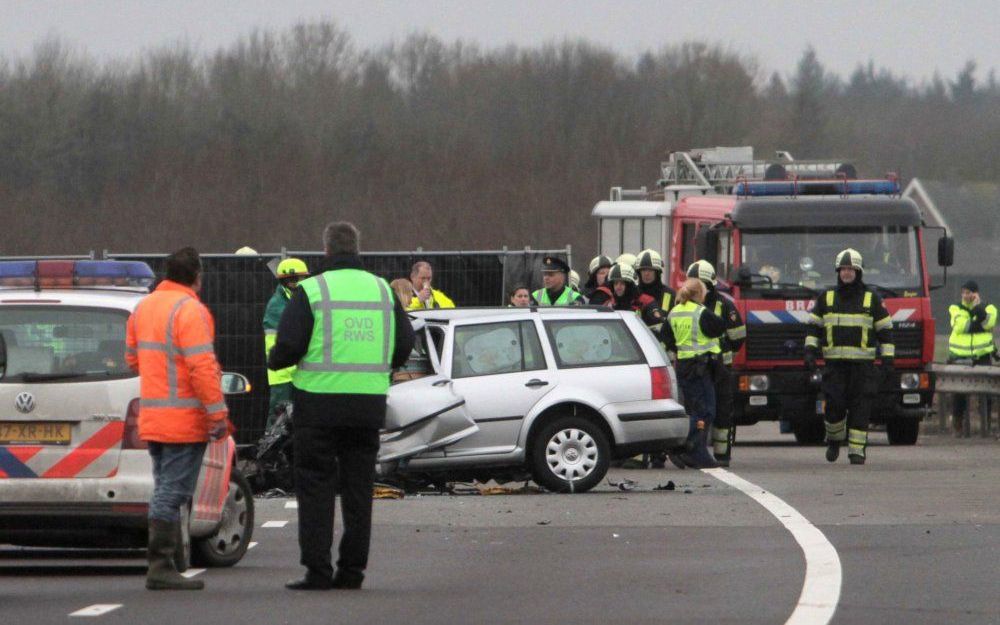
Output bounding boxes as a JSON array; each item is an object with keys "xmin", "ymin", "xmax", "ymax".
[{"xmin": 593, "ymin": 147, "xmax": 955, "ymax": 445}]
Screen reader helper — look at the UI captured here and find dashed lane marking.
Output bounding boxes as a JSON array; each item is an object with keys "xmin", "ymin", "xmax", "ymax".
[
  {"xmin": 262, "ymin": 520, "xmax": 288, "ymax": 528},
  {"xmin": 70, "ymin": 604, "xmax": 123, "ymax": 617},
  {"xmin": 284, "ymin": 500, "xmax": 298, "ymax": 509},
  {"xmin": 181, "ymin": 568, "xmax": 206, "ymax": 578},
  {"xmin": 703, "ymin": 468, "xmax": 842, "ymax": 625}
]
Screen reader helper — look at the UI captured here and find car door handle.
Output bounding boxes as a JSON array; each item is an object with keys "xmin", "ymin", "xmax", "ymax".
[
  {"xmin": 525, "ymin": 379, "xmax": 549, "ymax": 388},
  {"xmin": 432, "ymin": 379, "xmax": 452, "ymax": 387}
]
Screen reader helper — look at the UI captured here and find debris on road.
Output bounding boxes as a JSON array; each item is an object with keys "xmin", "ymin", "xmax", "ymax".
[
  {"xmin": 654, "ymin": 481, "xmax": 676, "ymax": 491},
  {"xmin": 607, "ymin": 478, "xmax": 638, "ymax": 491}
]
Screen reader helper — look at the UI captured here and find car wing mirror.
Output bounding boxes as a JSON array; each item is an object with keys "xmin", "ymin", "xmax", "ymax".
[{"xmin": 221, "ymin": 372, "xmax": 251, "ymax": 395}]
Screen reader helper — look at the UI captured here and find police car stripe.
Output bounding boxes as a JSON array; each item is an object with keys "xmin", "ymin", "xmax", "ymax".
[
  {"xmin": 42, "ymin": 422, "xmax": 124, "ymax": 479},
  {"xmin": 0, "ymin": 446, "xmax": 38, "ymax": 478}
]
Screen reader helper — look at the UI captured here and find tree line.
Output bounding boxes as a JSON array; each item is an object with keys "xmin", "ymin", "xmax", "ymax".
[{"xmin": 1, "ymin": 21, "xmax": 997, "ymax": 264}]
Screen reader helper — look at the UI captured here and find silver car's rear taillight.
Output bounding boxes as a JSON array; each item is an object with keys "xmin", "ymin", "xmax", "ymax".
[
  {"xmin": 122, "ymin": 398, "xmax": 147, "ymax": 450},
  {"xmin": 649, "ymin": 366, "xmax": 672, "ymax": 400}
]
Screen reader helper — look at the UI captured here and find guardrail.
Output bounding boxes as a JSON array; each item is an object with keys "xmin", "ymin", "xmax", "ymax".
[{"xmin": 929, "ymin": 363, "xmax": 999, "ymax": 437}]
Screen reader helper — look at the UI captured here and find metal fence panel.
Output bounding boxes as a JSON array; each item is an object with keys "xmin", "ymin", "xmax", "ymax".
[{"xmin": 104, "ymin": 248, "xmax": 568, "ymax": 444}]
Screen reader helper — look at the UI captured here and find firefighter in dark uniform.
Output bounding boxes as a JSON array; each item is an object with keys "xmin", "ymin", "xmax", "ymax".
[
  {"xmin": 804, "ymin": 249, "xmax": 894, "ymax": 465},
  {"xmin": 687, "ymin": 260, "xmax": 746, "ymax": 466},
  {"xmin": 532, "ymin": 256, "xmax": 583, "ymax": 306},
  {"xmin": 635, "ymin": 249, "xmax": 676, "ymax": 314}
]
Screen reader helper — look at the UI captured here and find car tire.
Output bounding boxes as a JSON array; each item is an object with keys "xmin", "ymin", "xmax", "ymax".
[
  {"xmin": 792, "ymin": 419, "xmax": 826, "ymax": 445},
  {"xmin": 529, "ymin": 416, "xmax": 610, "ymax": 494},
  {"xmin": 192, "ymin": 469, "xmax": 255, "ymax": 567},
  {"xmin": 886, "ymin": 418, "xmax": 919, "ymax": 445}
]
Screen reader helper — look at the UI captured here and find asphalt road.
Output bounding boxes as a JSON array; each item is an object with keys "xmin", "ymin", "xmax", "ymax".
[{"xmin": 2, "ymin": 424, "xmax": 997, "ymax": 625}]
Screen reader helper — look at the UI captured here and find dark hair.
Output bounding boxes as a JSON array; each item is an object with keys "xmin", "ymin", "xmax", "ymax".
[
  {"xmin": 509, "ymin": 285, "xmax": 530, "ymax": 299},
  {"xmin": 323, "ymin": 221, "xmax": 360, "ymax": 255},
  {"xmin": 165, "ymin": 247, "xmax": 202, "ymax": 286}
]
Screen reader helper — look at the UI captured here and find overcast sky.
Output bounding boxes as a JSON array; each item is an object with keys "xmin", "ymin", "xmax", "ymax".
[{"xmin": 2, "ymin": 0, "xmax": 998, "ymax": 83}]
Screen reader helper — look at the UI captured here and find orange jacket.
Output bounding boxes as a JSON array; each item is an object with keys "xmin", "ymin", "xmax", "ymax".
[{"xmin": 126, "ymin": 280, "xmax": 228, "ymax": 443}]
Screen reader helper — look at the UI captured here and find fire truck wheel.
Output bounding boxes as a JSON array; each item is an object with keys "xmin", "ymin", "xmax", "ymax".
[
  {"xmin": 792, "ymin": 419, "xmax": 825, "ymax": 445},
  {"xmin": 886, "ymin": 418, "xmax": 920, "ymax": 445}
]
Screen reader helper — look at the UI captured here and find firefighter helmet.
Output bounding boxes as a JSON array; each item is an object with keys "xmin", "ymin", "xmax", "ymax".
[
  {"xmin": 277, "ymin": 257, "xmax": 309, "ymax": 278},
  {"xmin": 568, "ymin": 270, "xmax": 581, "ymax": 291},
  {"xmin": 687, "ymin": 260, "xmax": 717, "ymax": 285},
  {"xmin": 234, "ymin": 246, "xmax": 258, "ymax": 256},
  {"xmin": 835, "ymin": 248, "xmax": 863, "ymax": 272},
  {"xmin": 615, "ymin": 253, "xmax": 637, "ymax": 270},
  {"xmin": 607, "ymin": 262, "xmax": 637, "ymax": 286},
  {"xmin": 588, "ymin": 255, "xmax": 614, "ymax": 275},
  {"xmin": 636, "ymin": 249, "xmax": 665, "ymax": 272}
]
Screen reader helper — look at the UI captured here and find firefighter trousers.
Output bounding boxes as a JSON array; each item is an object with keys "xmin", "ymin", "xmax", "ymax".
[
  {"xmin": 709, "ymin": 357, "xmax": 735, "ymax": 459},
  {"xmin": 821, "ymin": 360, "xmax": 876, "ymax": 458}
]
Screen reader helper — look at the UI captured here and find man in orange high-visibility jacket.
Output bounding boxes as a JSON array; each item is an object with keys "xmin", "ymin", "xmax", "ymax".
[{"xmin": 126, "ymin": 247, "xmax": 228, "ymax": 591}]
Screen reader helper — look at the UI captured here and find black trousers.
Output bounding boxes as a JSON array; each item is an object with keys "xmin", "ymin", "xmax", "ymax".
[
  {"xmin": 821, "ymin": 361, "xmax": 877, "ymax": 448},
  {"xmin": 709, "ymin": 357, "xmax": 735, "ymax": 457},
  {"xmin": 293, "ymin": 424, "xmax": 380, "ymax": 579}
]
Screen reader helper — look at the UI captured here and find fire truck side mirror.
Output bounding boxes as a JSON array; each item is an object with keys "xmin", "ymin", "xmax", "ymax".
[
  {"xmin": 736, "ymin": 265, "xmax": 753, "ymax": 286},
  {"xmin": 937, "ymin": 236, "xmax": 954, "ymax": 268}
]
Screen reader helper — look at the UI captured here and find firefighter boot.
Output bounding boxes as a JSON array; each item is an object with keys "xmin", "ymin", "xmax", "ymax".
[
  {"xmin": 712, "ymin": 426, "xmax": 731, "ymax": 467},
  {"xmin": 146, "ymin": 519, "xmax": 203, "ymax": 590},
  {"xmin": 847, "ymin": 428, "xmax": 867, "ymax": 465},
  {"xmin": 825, "ymin": 419, "xmax": 846, "ymax": 463}
]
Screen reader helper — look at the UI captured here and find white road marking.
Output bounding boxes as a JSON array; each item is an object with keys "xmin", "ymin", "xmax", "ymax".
[
  {"xmin": 262, "ymin": 520, "xmax": 288, "ymax": 528},
  {"xmin": 181, "ymin": 568, "xmax": 206, "ymax": 578},
  {"xmin": 248, "ymin": 541, "xmax": 259, "ymax": 549},
  {"xmin": 70, "ymin": 604, "xmax": 122, "ymax": 617},
  {"xmin": 703, "ymin": 468, "xmax": 842, "ymax": 625},
  {"xmin": 284, "ymin": 500, "xmax": 298, "ymax": 509}
]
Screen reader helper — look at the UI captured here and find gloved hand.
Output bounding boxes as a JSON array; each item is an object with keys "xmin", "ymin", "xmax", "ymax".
[
  {"xmin": 804, "ymin": 350, "xmax": 818, "ymax": 372},
  {"xmin": 208, "ymin": 419, "xmax": 229, "ymax": 441}
]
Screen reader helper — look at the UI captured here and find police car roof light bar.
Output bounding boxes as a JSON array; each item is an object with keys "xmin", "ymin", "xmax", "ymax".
[{"xmin": 0, "ymin": 260, "xmax": 156, "ymax": 290}]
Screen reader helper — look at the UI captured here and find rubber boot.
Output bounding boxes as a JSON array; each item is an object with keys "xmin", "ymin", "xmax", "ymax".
[
  {"xmin": 848, "ymin": 454, "xmax": 865, "ymax": 465},
  {"xmin": 146, "ymin": 519, "xmax": 203, "ymax": 590},
  {"xmin": 825, "ymin": 441, "xmax": 840, "ymax": 463},
  {"xmin": 686, "ymin": 430, "xmax": 719, "ymax": 469}
]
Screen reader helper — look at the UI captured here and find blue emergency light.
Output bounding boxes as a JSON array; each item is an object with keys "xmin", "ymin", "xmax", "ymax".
[
  {"xmin": 0, "ymin": 260, "xmax": 155, "ymax": 289},
  {"xmin": 733, "ymin": 179, "xmax": 900, "ymax": 197}
]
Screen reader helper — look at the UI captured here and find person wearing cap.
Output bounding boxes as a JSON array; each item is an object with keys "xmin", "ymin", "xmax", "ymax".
[
  {"xmin": 407, "ymin": 261, "xmax": 456, "ymax": 310},
  {"xmin": 584, "ymin": 255, "xmax": 613, "ymax": 299},
  {"xmin": 661, "ymin": 277, "xmax": 727, "ymax": 468},
  {"xmin": 804, "ymin": 249, "xmax": 894, "ymax": 465},
  {"xmin": 532, "ymin": 256, "xmax": 583, "ymax": 306},
  {"xmin": 947, "ymin": 280, "xmax": 997, "ymax": 435},
  {"xmin": 263, "ymin": 257, "xmax": 310, "ymax": 428},
  {"xmin": 686, "ymin": 259, "xmax": 745, "ymax": 467}
]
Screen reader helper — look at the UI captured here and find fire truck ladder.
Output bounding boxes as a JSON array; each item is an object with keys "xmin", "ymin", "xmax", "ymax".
[{"xmin": 657, "ymin": 147, "xmax": 850, "ymax": 194}]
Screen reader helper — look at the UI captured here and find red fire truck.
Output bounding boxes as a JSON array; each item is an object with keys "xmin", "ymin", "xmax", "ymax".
[{"xmin": 592, "ymin": 147, "xmax": 954, "ymax": 444}]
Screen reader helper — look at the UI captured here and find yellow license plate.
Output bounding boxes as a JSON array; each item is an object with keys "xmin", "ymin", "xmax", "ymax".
[{"xmin": 0, "ymin": 422, "xmax": 72, "ymax": 445}]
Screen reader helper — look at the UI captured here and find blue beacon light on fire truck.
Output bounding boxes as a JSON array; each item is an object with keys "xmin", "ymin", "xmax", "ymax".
[
  {"xmin": 0, "ymin": 260, "xmax": 156, "ymax": 289},
  {"xmin": 732, "ymin": 178, "xmax": 901, "ymax": 197}
]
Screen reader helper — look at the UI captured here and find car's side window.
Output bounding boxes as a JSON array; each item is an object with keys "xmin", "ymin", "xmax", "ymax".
[
  {"xmin": 544, "ymin": 320, "xmax": 644, "ymax": 368},
  {"xmin": 452, "ymin": 321, "xmax": 544, "ymax": 379}
]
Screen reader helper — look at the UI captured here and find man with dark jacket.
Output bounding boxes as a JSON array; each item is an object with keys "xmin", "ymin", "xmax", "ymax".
[
  {"xmin": 268, "ymin": 222, "xmax": 415, "ymax": 590},
  {"xmin": 804, "ymin": 249, "xmax": 893, "ymax": 465}
]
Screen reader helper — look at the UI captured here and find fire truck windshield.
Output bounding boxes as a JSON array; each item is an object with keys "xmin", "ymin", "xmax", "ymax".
[{"xmin": 740, "ymin": 226, "xmax": 922, "ymax": 293}]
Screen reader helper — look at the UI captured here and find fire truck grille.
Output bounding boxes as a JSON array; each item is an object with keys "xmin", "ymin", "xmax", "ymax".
[
  {"xmin": 892, "ymin": 325, "xmax": 923, "ymax": 358},
  {"xmin": 744, "ymin": 324, "xmax": 924, "ymax": 361},
  {"xmin": 745, "ymin": 325, "xmax": 809, "ymax": 360}
]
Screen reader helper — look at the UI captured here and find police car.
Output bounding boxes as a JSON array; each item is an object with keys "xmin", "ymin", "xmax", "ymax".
[{"xmin": 0, "ymin": 260, "xmax": 253, "ymax": 568}]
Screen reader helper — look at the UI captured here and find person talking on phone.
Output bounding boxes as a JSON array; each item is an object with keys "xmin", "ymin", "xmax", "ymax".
[{"xmin": 406, "ymin": 260, "xmax": 456, "ymax": 310}]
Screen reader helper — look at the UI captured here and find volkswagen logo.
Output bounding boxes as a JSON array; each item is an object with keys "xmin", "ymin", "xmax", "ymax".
[{"xmin": 14, "ymin": 392, "xmax": 35, "ymax": 414}]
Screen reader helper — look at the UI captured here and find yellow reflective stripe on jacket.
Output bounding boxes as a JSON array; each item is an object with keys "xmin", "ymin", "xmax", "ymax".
[
  {"xmin": 823, "ymin": 345, "xmax": 877, "ymax": 359},
  {"xmin": 948, "ymin": 303, "xmax": 997, "ymax": 357}
]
